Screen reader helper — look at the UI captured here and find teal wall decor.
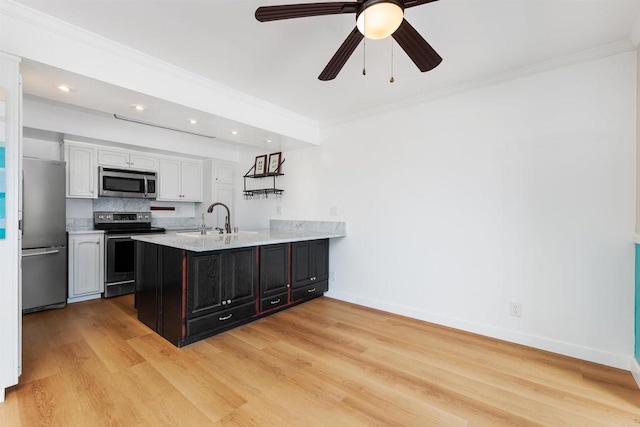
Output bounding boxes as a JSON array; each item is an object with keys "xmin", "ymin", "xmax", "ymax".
[{"xmin": 0, "ymin": 89, "xmax": 5, "ymax": 239}]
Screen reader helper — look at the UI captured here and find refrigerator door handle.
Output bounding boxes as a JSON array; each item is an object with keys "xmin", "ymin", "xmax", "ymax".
[{"xmin": 22, "ymin": 249, "xmax": 60, "ymax": 257}]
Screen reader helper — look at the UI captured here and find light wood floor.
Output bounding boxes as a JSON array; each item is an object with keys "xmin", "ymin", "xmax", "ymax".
[{"xmin": 1, "ymin": 295, "xmax": 640, "ymax": 426}]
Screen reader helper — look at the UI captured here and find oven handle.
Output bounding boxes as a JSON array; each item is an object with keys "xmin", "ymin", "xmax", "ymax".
[
  {"xmin": 106, "ymin": 235, "xmax": 134, "ymax": 240},
  {"xmin": 144, "ymin": 176, "xmax": 148, "ymax": 198}
]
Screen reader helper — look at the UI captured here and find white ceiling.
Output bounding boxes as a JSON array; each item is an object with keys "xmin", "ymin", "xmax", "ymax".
[{"xmin": 12, "ymin": 0, "xmax": 640, "ymax": 138}]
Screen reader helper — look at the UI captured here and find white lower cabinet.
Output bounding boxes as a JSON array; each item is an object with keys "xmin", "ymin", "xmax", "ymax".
[{"xmin": 68, "ymin": 231, "xmax": 104, "ymax": 303}]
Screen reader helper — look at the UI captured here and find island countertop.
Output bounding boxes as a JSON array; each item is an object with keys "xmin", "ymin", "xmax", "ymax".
[{"xmin": 132, "ymin": 229, "xmax": 345, "ymax": 252}]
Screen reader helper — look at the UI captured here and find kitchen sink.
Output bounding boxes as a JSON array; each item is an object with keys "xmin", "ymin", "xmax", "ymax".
[{"xmin": 176, "ymin": 230, "xmax": 259, "ymax": 237}]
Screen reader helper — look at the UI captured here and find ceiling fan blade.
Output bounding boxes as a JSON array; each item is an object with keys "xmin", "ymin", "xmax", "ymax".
[
  {"xmin": 392, "ymin": 19, "xmax": 442, "ymax": 72},
  {"xmin": 318, "ymin": 27, "xmax": 364, "ymax": 81},
  {"xmin": 255, "ymin": 2, "xmax": 359, "ymax": 22},
  {"xmin": 403, "ymin": 0, "xmax": 439, "ymax": 8}
]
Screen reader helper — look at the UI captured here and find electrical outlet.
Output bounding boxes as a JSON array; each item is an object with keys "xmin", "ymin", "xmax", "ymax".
[
  {"xmin": 276, "ymin": 206, "xmax": 283, "ymax": 215},
  {"xmin": 329, "ymin": 271, "xmax": 336, "ymax": 282},
  {"xmin": 510, "ymin": 302, "xmax": 522, "ymax": 318}
]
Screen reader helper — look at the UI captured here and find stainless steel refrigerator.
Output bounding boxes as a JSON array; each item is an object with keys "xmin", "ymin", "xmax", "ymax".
[{"xmin": 22, "ymin": 157, "xmax": 67, "ymax": 313}]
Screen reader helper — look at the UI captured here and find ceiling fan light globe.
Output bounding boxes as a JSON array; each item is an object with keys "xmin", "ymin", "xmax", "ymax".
[{"xmin": 356, "ymin": 2, "xmax": 404, "ymax": 40}]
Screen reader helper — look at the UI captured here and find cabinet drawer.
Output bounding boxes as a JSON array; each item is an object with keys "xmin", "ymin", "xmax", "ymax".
[
  {"xmin": 291, "ymin": 280, "xmax": 328, "ymax": 302},
  {"xmin": 260, "ymin": 292, "xmax": 288, "ymax": 312},
  {"xmin": 186, "ymin": 302, "xmax": 256, "ymax": 337}
]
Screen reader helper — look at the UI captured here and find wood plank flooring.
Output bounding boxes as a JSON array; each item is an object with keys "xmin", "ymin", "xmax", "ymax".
[{"xmin": 2, "ymin": 295, "xmax": 640, "ymax": 426}]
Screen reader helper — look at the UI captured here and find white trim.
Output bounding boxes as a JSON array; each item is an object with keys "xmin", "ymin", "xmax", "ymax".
[
  {"xmin": 325, "ymin": 291, "xmax": 632, "ymax": 370},
  {"xmin": 0, "ymin": 1, "xmax": 320, "ymax": 145},
  {"xmin": 67, "ymin": 293, "xmax": 102, "ymax": 304},
  {"xmin": 629, "ymin": 12, "xmax": 640, "ymax": 47},
  {"xmin": 321, "ymin": 40, "xmax": 635, "ymax": 130},
  {"xmin": 0, "ymin": 387, "xmax": 4, "ymax": 403},
  {"xmin": 631, "ymin": 357, "xmax": 640, "ymax": 389},
  {"xmin": 0, "ymin": 52, "xmax": 20, "ymax": 62}
]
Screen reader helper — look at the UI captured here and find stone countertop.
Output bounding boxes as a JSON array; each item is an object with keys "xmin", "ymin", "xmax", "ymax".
[{"xmin": 132, "ymin": 229, "xmax": 346, "ymax": 252}]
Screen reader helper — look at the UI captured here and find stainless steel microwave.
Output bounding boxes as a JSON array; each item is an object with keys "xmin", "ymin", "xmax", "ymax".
[{"xmin": 98, "ymin": 167, "xmax": 157, "ymax": 199}]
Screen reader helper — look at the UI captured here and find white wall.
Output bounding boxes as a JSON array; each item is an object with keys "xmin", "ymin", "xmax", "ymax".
[{"xmin": 240, "ymin": 52, "xmax": 637, "ymax": 369}]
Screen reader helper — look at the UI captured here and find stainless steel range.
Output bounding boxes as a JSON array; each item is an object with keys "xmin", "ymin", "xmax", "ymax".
[{"xmin": 94, "ymin": 212, "xmax": 165, "ymax": 298}]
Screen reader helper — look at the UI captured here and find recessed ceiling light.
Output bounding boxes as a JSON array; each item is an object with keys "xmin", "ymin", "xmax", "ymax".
[
  {"xmin": 188, "ymin": 119, "xmax": 197, "ymax": 125},
  {"xmin": 231, "ymin": 130, "xmax": 239, "ymax": 135},
  {"xmin": 132, "ymin": 104, "xmax": 146, "ymax": 111},
  {"xmin": 265, "ymin": 138, "xmax": 272, "ymax": 143},
  {"xmin": 57, "ymin": 85, "xmax": 71, "ymax": 92}
]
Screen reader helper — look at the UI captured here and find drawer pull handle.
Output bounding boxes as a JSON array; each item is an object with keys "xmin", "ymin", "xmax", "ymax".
[
  {"xmin": 219, "ymin": 313, "xmax": 233, "ymax": 321},
  {"xmin": 270, "ymin": 299, "xmax": 281, "ymax": 305},
  {"xmin": 307, "ymin": 288, "xmax": 316, "ymax": 293}
]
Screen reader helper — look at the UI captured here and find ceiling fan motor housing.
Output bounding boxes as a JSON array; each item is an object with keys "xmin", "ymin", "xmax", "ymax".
[{"xmin": 356, "ymin": 0, "xmax": 405, "ymax": 40}]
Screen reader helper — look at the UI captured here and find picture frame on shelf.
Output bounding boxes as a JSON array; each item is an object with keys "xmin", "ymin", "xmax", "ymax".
[
  {"xmin": 268, "ymin": 152, "xmax": 282, "ymax": 174},
  {"xmin": 254, "ymin": 155, "xmax": 267, "ymax": 176}
]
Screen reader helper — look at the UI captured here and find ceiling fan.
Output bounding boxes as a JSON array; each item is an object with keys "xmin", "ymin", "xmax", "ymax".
[{"xmin": 255, "ymin": 0, "xmax": 443, "ymax": 81}]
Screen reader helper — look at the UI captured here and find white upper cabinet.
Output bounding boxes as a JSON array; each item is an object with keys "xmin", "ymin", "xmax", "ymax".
[
  {"xmin": 64, "ymin": 141, "xmax": 98, "ymax": 198},
  {"xmin": 98, "ymin": 148, "xmax": 158, "ymax": 171},
  {"xmin": 157, "ymin": 158, "xmax": 202, "ymax": 202},
  {"xmin": 214, "ymin": 161, "xmax": 234, "ymax": 184}
]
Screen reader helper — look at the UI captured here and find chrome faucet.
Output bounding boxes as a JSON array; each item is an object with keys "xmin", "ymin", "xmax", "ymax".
[{"xmin": 207, "ymin": 202, "xmax": 231, "ymax": 234}]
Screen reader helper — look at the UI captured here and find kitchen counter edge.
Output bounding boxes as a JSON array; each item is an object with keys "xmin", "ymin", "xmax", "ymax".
[{"xmin": 131, "ymin": 230, "xmax": 345, "ymax": 252}]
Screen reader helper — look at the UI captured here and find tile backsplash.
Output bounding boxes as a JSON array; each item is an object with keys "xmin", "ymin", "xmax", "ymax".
[{"xmin": 66, "ymin": 197, "xmax": 199, "ymax": 231}]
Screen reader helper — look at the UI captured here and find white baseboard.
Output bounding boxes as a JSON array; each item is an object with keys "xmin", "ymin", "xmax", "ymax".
[
  {"xmin": 67, "ymin": 293, "xmax": 102, "ymax": 304},
  {"xmin": 631, "ymin": 357, "xmax": 640, "ymax": 389},
  {"xmin": 325, "ymin": 290, "xmax": 631, "ymax": 370}
]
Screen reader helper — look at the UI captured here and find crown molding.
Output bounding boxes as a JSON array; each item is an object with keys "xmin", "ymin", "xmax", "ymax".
[
  {"xmin": 320, "ymin": 39, "xmax": 636, "ymax": 131},
  {"xmin": 0, "ymin": 0, "xmax": 319, "ymax": 144},
  {"xmin": 629, "ymin": 11, "xmax": 640, "ymax": 47}
]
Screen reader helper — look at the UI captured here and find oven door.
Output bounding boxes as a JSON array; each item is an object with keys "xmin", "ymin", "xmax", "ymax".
[{"xmin": 105, "ymin": 235, "xmax": 135, "ymax": 285}]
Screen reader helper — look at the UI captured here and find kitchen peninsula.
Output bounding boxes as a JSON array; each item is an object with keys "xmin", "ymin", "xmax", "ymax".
[{"xmin": 132, "ymin": 221, "xmax": 345, "ymax": 347}]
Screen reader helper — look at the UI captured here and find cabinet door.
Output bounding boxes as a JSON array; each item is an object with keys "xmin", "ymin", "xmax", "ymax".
[
  {"xmin": 70, "ymin": 234, "xmax": 104, "ymax": 297},
  {"xmin": 214, "ymin": 162, "xmax": 234, "ymax": 184},
  {"xmin": 181, "ymin": 160, "xmax": 203, "ymax": 202},
  {"xmin": 291, "ymin": 240, "xmax": 329, "ymax": 289},
  {"xmin": 291, "ymin": 241, "xmax": 312, "ymax": 289},
  {"xmin": 311, "ymin": 239, "xmax": 329, "ymax": 282},
  {"xmin": 187, "ymin": 252, "xmax": 224, "ymax": 318},
  {"xmin": 97, "ymin": 149, "xmax": 130, "ymax": 168},
  {"xmin": 158, "ymin": 158, "xmax": 182, "ymax": 200},
  {"xmin": 129, "ymin": 153, "xmax": 158, "ymax": 171},
  {"xmin": 66, "ymin": 144, "xmax": 97, "ymax": 198},
  {"xmin": 223, "ymin": 247, "xmax": 257, "ymax": 307},
  {"xmin": 260, "ymin": 244, "xmax": 289, "ymax": 298}
]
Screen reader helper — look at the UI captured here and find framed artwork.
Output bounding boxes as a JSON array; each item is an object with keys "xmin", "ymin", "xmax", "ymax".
[
  {"xmin": 254, "ymin": 155, "xmax": 267, "ymax": 176},
  {"xmin": 268, "ymin": 152, "xmax": 282, "ymax": 174}
]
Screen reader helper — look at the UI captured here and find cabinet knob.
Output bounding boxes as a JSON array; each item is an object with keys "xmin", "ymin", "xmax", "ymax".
[
  {"xmin": 222, "ymin": 301, "xmax": 227, "ymax": 305},
  {"xmin": 287, "ymin": 284, "xmax": 290, "ymax": 288},
  {"xmin": 227, "ymin": 299, "xmax": 231, "ymax": 304},
  {"xmin": 96, "ymin": 241, "xmax": 99, "ymax": 245}
]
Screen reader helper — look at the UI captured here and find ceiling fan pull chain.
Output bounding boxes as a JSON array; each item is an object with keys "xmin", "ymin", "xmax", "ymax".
[
  {"xmin": 390, "ymin": 38, "xmax": 395, "ymax": 83},
  {"xmin": 362, "ymin": 12, "xmax": 367, "ymax": 76}
]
